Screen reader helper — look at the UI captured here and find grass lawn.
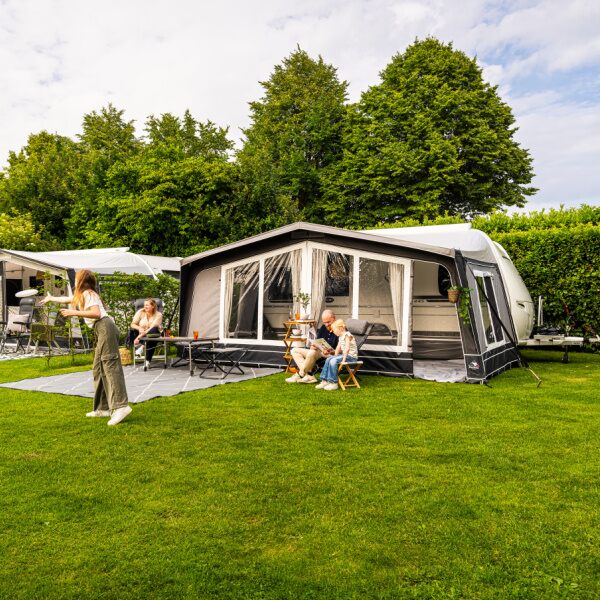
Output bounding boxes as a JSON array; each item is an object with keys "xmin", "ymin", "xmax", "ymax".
[{"xmin": 0, "ymin": 351, "xmax": 599, "ymax": 599}]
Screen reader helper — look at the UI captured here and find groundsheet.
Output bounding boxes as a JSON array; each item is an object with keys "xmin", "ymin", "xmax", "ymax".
[
  {"xmin": 412, "ymin": 359, "xmax": 467, "ymax": 383},
  {"xmin": 0, "ymin": 364, "xmax": 281, "ymax": 403}
]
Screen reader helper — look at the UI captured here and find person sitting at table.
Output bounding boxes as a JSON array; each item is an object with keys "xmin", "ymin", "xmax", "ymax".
[
  {"xmin": 286, "ymin": 309, "xmax": 338, "ymax": 384},
  {"xmin": 127, "ymin": 298, "xmax": 163, "ymax": 365}
]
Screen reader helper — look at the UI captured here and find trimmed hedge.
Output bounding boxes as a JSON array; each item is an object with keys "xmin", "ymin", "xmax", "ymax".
[{"xmin": 491, "ymin": 225, "xmax": 600, "ymax": 336}]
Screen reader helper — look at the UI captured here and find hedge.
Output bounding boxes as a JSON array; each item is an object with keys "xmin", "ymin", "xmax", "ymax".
[{"xmin": 491, "ymin": 225, "xmax": 600, "ymax": 336}]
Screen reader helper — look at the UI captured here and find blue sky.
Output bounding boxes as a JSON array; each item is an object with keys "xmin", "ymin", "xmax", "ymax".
[{"xmin": 1, "ymin": 0, "xmax": 599, "ymax": 212}]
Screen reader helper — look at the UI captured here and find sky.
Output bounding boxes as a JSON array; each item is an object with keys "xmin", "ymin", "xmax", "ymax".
[{"xmin": 1, "ymin": 0, "xmax": 599, "ymax": 212}]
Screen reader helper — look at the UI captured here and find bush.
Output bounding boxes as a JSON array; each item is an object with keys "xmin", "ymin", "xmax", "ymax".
[{"xmin": 99, "ymin": 273, "xmax": 179, "ymax": 342}]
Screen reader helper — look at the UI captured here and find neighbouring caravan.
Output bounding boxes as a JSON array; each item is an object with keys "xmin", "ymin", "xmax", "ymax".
[{"xmin": 180, "ymin": 222, "xmax": 531, "ymax": 383}]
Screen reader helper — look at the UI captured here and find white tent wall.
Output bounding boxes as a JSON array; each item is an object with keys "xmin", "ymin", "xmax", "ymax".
[{"xmin": 185, "ymin": 266, "xmax": 221, "ymax": 338}]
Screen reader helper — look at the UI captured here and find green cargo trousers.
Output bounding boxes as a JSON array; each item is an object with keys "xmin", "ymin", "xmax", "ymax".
[{"xmin": 92, "ymin": 317, "xmax": 129, "ymax": 412}]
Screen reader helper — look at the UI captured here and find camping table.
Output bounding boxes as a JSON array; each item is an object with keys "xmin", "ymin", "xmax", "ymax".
[
  {"xmin": 196, "ymin": 347, "xmax": 248, "ymax": 380},
  {"xmin": 282, "ymin": 320, "xmax": 316, "ymax": 373},
  {"xmin": 138, "ymin": 336, "xmax": 217, "ymax": 376}
]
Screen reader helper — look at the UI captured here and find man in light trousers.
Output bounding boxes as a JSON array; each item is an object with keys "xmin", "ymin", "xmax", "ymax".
[{"xmin": 286, "ymin": 309, "xmax": 338, "ymax": 384}]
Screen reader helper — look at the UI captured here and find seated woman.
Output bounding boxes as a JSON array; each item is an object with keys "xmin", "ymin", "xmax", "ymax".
[{"xmin": 127, "ymin": 298, "xmax": 163, "ymax": 365}]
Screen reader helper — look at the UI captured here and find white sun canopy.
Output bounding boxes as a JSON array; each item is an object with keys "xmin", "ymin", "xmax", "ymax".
[{"xmin": 0, "ymin": 247, "xmax": 181, "ymax": 279}]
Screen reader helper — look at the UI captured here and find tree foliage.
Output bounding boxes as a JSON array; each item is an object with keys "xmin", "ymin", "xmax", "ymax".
[
  {"xmin": 0, "ymin": 132, "xmax": 80, "ymax": 242},
  {"xmin": 237, "ymin": 47, "xmax": 348, "ymax": 226},
  {"xmin": 81, "ymin": 112, "xmax": 236, "ymax": 256},
  {"xmin": 322, "ymin": 38, "xmax": 536, "ymax": 228},
  {"xmin": 0, "ymin": 211, "xmax": 50, "ymax": 250}
]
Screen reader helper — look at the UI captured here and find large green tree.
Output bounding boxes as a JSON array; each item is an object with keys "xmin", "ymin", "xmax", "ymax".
[
  {"xmin": 66, "ymin": 104, "xmax": 141, "ymax": 246},
  {"xmin": 322, "ymin": 38, "xmax": 536, "ymax": 228},
  {"xmin": 237, "ymin": 47, "xmax": 348, "ymax": 226},
  {"xmin": 82, "ymin": 112, "xmax": 237, "ymax": 256},
  {"xmin": 0, "ymin": 132, "xmax": 80, "ymax": 242}
]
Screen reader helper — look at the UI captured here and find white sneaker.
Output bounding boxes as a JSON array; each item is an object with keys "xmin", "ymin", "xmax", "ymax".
[
  {"xmin": 315, "ymin": 381, "xmax": 328, "ymax": 389},
  {"xmin": 285, "ymin": 373, "xmax": 301, "ymax": 383},
  {"xmin": 299, "ymin": 374, "xmax": 317, "ymax": 384},
  {"xmin": 145, "ymin": 360, "xmax": 151, "ymax": 369},
  {"xmin": 86, "ymin": 410, "xmax": 111, "ymax": 417},
  {"xmin": 135, "ymin": 345, "xmax": 144, "ymax": 356},
  {"xmin": 107, "ymin": 405, "xmax": 132, "ymax": 426},
  {"xmin": 324, "ymin": 383, "xmax": 339, "ymax": 391}
]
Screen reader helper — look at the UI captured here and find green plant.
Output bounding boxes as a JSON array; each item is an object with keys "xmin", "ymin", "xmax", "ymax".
[
  {"xmin": 294, "ymin": 292, "xmax": 311, "ymax": 311},
  {"xmin": 449, "ymin": 285, "xmax": 472, "ymax": 325}
]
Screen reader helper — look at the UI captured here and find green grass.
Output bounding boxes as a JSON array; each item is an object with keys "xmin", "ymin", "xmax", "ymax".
[{"xmin": 0, "ymin": 351, "xmax": 599, "ymax": 599}]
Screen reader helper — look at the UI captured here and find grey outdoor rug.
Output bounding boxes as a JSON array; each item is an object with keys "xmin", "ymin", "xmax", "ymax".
[{"xmin": 0, "ymin": 364, "xmax": 281, "ymax": 403}]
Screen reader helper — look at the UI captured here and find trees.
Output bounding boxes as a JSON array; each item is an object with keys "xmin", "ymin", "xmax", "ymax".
[
  {"xmin": 237, "ymin": 47, "xmax": 348, "ymax": 226},
  {"xmin": 66, "ymin": 104, "xmax": 141, "ymax": 247},
  {"xmin": 0, "ymin": 132, "xmax": 80, "ymax": 242},
  {"xmin": 322, "ymin": 38, "xmax": 536, "ymax": 228},
  {"xmin": 0, "ymin": 211, "xmax": 50, "ymax": 251},
  {"xmin": 82, "ymin": 112, "xmax": 237, "ymax": 256}
]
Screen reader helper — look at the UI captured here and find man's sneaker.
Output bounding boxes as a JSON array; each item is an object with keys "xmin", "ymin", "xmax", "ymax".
[
  {"xmin": 107, "ymin": 405, "xmax": 132, "ymax": 426},
  {"xmin": 285, "ymin": 373, "xmax": 301, "ymax": 383},
  {"xmin": 324, "ymin": 383, "xmax": 339, "ymax": 391},
  {"xmin": 299, "ymin": 374, "xmax": 317, "ymax": 384},
  {"xmin": 86, "ymin": 410, "xmax": 111, "ymax": 417},
  {"xmin": 315, "ymin": 380, "xmax": 328, "ymax": 389},
  {"xmin": 145, "ymin": 360, "xmax": 151, "ymax": 369},
  {"xmin": 135, "ymin": 345, "xmax": 144, "ymax": 357}
]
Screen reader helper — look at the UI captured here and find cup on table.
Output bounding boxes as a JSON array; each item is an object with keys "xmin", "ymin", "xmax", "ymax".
[{"xmin": 193, "ymin": 330, "xmax": 199, "ymax": 340}]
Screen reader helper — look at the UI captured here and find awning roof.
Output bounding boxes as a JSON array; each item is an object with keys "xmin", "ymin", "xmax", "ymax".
[
  {"xmin": 181, "ymin": 221, "xmax": 454, "ymax": 266},
  {"xmin": 0, "ymin": 248, "xmax": 181, "ymax": 278}
]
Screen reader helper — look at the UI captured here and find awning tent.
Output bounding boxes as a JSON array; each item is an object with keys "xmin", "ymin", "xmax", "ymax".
[
  {"xmin": 0, "ymin": 247, "xmax": 181, "ymax": 320},
  {"xmin": 179, "ymin": 222, "xmax": 534, "ymax": 383}
]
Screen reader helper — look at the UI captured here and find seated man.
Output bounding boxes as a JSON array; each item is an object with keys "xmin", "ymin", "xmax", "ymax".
[{"xmin": 286, "ymin": 309, "xmax": 338, "ymax": 384}]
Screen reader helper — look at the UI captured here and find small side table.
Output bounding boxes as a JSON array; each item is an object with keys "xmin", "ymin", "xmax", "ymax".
[{"xmin": 282, "ymin": 320, "xmax": 316, "ymax": 373}]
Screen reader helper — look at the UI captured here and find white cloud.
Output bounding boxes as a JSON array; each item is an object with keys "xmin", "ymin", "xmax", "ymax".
[{"xmin": 0, "ymin": 0, "xmax": 599, "ymax": 209}]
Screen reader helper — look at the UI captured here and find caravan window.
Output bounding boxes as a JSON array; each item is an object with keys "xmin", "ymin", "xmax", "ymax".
[{"xmin": 475, "ymin": 275, "xmax": 504, "ymax": 346}]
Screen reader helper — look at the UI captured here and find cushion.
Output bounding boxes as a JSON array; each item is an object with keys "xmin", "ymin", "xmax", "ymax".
[{"xmin": 345, "ymin": 319, "xmax": 370, "ymax": 336}]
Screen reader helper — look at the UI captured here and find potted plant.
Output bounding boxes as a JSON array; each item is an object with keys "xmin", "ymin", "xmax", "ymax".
[
  {"xmin": 294, "ymin": 292, "xmax": 311, "ymax": 320},
  {"xmin": 448, "ymin": 286, "xmax": 472, "ymax": 325}
]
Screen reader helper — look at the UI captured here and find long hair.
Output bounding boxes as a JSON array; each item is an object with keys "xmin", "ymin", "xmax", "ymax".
[
  {"xmin": 144, "ymin": 298, "xmax": 158, "ymax": 315},
  {"xmin": 72, "ymin": 270, "xmax": 98, "ymax": 309}
]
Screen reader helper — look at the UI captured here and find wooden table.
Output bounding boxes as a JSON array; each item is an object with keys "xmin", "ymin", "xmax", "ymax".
[
  {"xmin": 282, "ymin": 320, "xmax": 316, "ymax": 373},
  {"xmin": 137, "ymin": 336, "xmax": 217, "ymax": 376}
]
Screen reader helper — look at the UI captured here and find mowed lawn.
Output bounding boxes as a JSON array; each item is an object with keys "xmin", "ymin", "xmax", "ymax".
[{"xmin": 0, "ymin": 351, "xmax": 598, "ymax": 599}]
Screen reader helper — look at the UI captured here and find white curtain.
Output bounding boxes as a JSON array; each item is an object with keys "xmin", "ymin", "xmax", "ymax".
[
  {"xmin": 223, "ymin": 267, "xmax": 235, "ymax": 337},
  {"xmin": 311, "ymin": 249, "xmax": 328, "ymax": 321},
  {"xmin": 291, "ymin": 249, "xmax": 302, "ymax": 311},
  {"xmin": 389, "ymin": 263, "xmax": 404, "ymax": 345}
]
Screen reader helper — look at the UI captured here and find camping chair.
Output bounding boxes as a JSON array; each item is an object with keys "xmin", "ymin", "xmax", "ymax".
[
  {"xmin": 336, "ymin": 319, "xmax": 373, "ymax": 390},
  {"xmin": 0, "ymin": 297, "xmax": 36, "ymax": 354}
]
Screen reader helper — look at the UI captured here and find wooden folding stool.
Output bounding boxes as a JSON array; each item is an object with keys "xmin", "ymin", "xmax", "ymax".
[{"xmin": 337, "ymin": 360, "xmax": 363, "ymax": 390}]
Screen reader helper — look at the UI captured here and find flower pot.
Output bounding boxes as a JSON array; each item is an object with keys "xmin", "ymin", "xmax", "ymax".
[{"xmin": 448, "ymin": 289, "xmax": 460, "ymax": 303}]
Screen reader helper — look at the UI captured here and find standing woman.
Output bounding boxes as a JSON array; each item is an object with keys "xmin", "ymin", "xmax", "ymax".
[{"xmin": 42, "ymin": 270, "xmax": 132, "ymax": 426}]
